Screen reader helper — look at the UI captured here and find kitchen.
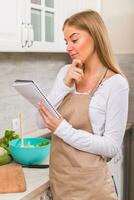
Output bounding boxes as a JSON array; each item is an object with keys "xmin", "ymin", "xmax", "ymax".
[{"xmin": 0, "ymin": 0, "xmax": 134, "ymax": 200}]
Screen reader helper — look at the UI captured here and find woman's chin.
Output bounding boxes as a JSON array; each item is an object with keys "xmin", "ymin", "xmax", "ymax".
[{"xmin": 71, "ymin": 55, "xmax": 82, "ymax": 61}]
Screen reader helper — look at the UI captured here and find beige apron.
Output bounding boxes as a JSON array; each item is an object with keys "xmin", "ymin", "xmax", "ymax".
[{"xmin": 49, "ymin": 68, "xmax": 118, "ymax": 200}]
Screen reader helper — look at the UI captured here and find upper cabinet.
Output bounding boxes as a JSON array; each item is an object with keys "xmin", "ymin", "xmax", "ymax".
[
  {"xmin": 0, "ymin": 0, "xmax": 101, "ymax": 52},
  {"xmin": 26, "ymin": 0, "xmax": 58, "ymax": 52},
  {"xmin": 0, "ymin": 0, "xmax": 25, "ymax": 52}
]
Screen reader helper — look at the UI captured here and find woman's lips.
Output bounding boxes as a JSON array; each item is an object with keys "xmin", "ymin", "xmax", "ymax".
[{"xmin": 70, "ymin": 53, "xmax": 78, "ymax": 59}]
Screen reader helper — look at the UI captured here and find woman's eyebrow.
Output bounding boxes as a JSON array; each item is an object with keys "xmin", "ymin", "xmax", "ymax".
[
  {"xmin": 64, "ymin": 33, "xmax": 79, "ymax": 41},
  {"xmin": 70, "ymin": 33, "xmax": 79, "ymax": 38}
]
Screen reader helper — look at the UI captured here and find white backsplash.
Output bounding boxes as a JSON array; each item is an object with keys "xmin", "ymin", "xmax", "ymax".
[{"xmin": 0, "ymin": 53, "xmax": 69, "ymax": 135}]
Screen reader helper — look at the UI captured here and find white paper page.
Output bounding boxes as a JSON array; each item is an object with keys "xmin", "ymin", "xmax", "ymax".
[{"xmin": 13, "ymin": 81, "xmax": 61, "ymax": 118}]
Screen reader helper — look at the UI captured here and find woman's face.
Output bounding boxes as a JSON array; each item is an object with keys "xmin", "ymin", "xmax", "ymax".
[{"xmin": 64, "ymin": 25, "xmax": 95, "ymax": 64}]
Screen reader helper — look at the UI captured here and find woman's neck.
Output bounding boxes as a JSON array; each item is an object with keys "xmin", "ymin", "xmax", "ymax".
[{"xmin": 84, "ymin": 52, "xmax": 104, "ymax": 76}]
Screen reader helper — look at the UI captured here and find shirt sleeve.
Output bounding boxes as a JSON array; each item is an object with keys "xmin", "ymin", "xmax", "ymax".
[{"xmin": 54, "ymin": 87, "xmax": 129, "ymax": 158}]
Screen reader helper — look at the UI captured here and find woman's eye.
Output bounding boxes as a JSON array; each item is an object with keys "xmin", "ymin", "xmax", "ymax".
[
  {"xmin": 64, "ymin": 39, "xmax": 78, "ymax": 46},
  {"xmin": 72, "ymin": 39, "xmax": 78, "ymax": 43}
]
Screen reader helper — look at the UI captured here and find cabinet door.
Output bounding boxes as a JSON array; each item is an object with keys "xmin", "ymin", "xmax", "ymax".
[
  {"xmin": 25, "ymin": 0, "xmax": 101, "ymax": 52},
  {"xmin": 25, "ymin": 0, "xmax": 57, "ymax": 52},
  {"xmin": 0, "ymin": 0, "xmax": 26, "ymax": 52}
]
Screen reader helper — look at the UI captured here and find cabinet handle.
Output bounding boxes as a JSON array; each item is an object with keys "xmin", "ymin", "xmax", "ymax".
[
  {"xmin": 21, "ymin": 22, "xmax": 28, "ymax": 48},
  {"xmin": 27, "ymin": 23, "xmax": 34, "ymax": 48}
]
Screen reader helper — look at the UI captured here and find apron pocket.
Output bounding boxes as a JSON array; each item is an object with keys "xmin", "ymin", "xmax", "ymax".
[
  {"xmin": 70, "ymin": 166, "xmax": 106, "ymax": 200},
  {"xmin": 69, "ymin": 166, "xmax": 117, "ymax": 200}
]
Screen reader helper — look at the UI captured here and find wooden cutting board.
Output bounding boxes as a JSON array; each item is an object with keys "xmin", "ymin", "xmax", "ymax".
[{"xmin": 0, "ymin": 163, "xmax": 26, "ymax": 193}]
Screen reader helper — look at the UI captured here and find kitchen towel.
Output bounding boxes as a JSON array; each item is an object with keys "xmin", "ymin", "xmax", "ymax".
[{"xmin": 0, "ymin": 163, "xmax": 26, "ymax": 193}]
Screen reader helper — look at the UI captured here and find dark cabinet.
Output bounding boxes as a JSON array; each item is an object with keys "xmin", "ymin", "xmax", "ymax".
[{"xmin": 123, "ymin": 123, "xmax": 133, "ymax": 200}]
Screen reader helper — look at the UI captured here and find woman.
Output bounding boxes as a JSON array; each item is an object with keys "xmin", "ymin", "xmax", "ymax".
[{"xmin": 38, "ymin": 10, "xmax": 129, "ymax": 200}]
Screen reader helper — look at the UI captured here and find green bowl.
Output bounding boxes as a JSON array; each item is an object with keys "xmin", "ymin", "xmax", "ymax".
[{"xmin": 9, "ymin": 138, "xmax": 51, "ymax": 166}]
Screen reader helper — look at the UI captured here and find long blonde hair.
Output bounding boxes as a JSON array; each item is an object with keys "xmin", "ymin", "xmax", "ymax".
[{"xmin": 63, "ymin": 10, "xmax": 124, "ymax": 75}]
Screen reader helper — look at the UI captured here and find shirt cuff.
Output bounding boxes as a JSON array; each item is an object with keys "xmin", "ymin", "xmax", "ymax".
[{"xmin": 54, "ymin": 119, "xmax": 71, "ymax": 136}]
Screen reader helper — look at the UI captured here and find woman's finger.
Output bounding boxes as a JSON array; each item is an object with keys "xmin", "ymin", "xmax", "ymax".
[
  {"xmin": 71, "ymin": 74, "xmax": 82, "ymax": 81},
  {"xmin": 39, "ymin": 109, "xmax": 50, "ymax": 128},
  {"xmin": 70, "ymin": 71, "xmax": 84, "ymax": 80},
  {"xmin": 38, "ymin": 102, "xmax": 56, "ymax": 122},
  {"xmin": 70, "ymin": 66, "xmax": 84, "ymax": 74},
  {"xmin": 38, "ymin": 102, "xmax": 51, "ymax": 117},
  {"xmin": 69, "ymin": 69, "xmax": 84, "ymax": 80},
  {"xmin": 39, "ymin": 108, "xmax": 47, "ymax": 121},
  {"xmin": 72, "ymin": 59, "xmax": 83, "ymax": 68}
]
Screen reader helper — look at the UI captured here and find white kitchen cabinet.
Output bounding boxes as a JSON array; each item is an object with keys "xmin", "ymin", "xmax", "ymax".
[
  {"xmin": 0, "ymin": 0, "xmax": 101, "ymax": 52},
  {"xmin": 23, "ymin": 0, "xmax": 101, "ymax": 52},
  {"xmin": 0, "ymin": 0, "xmax": 56, "ymax": 52},
  {"xmin": 0, "ymin": 0, "xmax": 26, "ymax": 52},
  {"xmin": 25, "ymin": 0, "xmax": 58, "ymax": 52}
]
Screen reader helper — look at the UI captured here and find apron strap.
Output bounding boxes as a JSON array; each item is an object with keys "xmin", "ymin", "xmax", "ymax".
[{"xmin": 90, "ymin": 67, "xmax": 108, "ymax": 97}]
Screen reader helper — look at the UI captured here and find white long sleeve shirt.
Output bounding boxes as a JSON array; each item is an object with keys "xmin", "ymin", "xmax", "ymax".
[{"xmin": 38, "ymin": 65, "xmax": 129, "ymax": 158}]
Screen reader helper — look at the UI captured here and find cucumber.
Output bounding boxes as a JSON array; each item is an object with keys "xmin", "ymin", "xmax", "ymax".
[{"xmin": 36, "ymin": 140, "xmax": 50, "ymax": 147}]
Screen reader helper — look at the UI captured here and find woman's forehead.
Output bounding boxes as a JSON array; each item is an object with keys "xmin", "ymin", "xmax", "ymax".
[
  {"xmin": 64, "ymin": 26, "xmax": 83, "ymax": 38},
  {"xmin": 64, "ymin": 26, "xmax": 90, "ymax": 40}
]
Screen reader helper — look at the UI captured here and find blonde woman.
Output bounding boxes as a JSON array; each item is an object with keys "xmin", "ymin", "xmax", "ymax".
[{"xmin": 38, "ymin": 10, "xmax": 129, "ymax": 200}]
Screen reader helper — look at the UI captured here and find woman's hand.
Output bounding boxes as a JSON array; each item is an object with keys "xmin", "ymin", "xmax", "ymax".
[
  {"xmin": 38, "ymin": 102, "xmax": 63, "ymax": 132},
  {"xmin": 64, "ymin": 59, "xmax": 84, "ymax": 87}
]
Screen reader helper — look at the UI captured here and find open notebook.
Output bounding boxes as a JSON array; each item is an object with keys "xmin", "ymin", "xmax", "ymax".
[{"xmin": 13, "ymin": 80, "xmax": 61, "ymax": 118}]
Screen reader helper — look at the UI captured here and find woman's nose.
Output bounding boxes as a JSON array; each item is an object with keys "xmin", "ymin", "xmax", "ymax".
[{"xmin": 66, "ymin": 43, "xmax": 73, "ymax": 52}]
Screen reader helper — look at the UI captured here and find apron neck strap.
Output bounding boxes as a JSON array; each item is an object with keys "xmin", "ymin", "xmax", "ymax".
[{"xmin": 90, "ymin": 67, "xmax": 108, "ymax": 97}]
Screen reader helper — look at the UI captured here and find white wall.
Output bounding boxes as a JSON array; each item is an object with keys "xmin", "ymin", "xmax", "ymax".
[{"xmin": 101, "ymin": 0, "xmax": 134, "ymax": 54}]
